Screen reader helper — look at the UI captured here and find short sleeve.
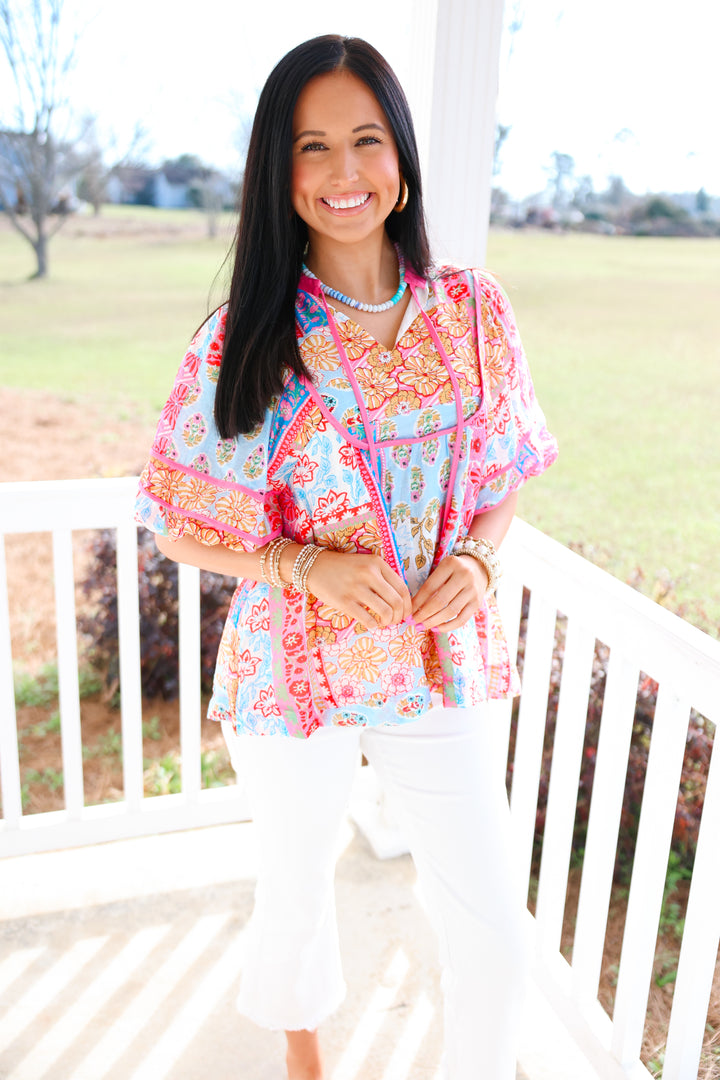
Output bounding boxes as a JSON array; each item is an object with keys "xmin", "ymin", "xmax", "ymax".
[
  {"xmin": 471, "ymin": 271, "xmax": 558, "ymax": 512},
  {"xmin": 134, "ymin": 308, "xmax": 282, "ymax": 551}
]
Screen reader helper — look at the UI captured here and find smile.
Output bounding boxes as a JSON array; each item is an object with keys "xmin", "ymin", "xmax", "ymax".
[{"xmin": 321, "ymin": 193, "xmax": 371, "ymax": 210}]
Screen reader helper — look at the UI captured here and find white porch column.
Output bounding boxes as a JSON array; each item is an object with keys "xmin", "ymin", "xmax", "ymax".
[{"xmin": 425, "ymin": 0, "xmax": 505, "ymax": 267}]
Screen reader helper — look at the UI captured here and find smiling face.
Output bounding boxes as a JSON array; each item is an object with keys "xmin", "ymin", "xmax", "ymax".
[{"xmin": 291, "ymin": 69, "xmax": 402, "ymax": 255}]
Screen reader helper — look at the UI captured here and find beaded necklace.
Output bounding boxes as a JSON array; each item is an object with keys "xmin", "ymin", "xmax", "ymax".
[{"xmin": 302, "ymin": 248, "xmax": 406, "ymax": 313}]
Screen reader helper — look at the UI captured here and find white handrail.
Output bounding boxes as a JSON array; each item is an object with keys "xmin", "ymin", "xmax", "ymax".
[
  {"xmin": 1, "ymin": 477, "xmax": 718, "ymax": 1080},
  {"xmin": 0, "ymin": 478, "xmax": 248, "ymax": 859},
  {"xmin": 53, "ymin": 528, "xmax": 84, "ymax": 816}
]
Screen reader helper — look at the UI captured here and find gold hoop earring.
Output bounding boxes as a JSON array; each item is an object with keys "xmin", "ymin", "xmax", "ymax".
[{"xmin": 394, "ymin": 177, "xmax": 409, "ymax": 213}]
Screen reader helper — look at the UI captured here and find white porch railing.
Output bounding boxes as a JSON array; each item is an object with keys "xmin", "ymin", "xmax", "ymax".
[
  {"xmin": 0, "ymin": 478, "xmax": 251, "ymax": 855},
  {"xmin": 1, "ymin": 477, "xmax": 719, "ymax": 1080}
]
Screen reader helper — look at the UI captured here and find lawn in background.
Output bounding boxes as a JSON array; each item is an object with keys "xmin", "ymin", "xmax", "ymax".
[
  {"xmin": 486, "ymin": 229, "xmax": 720, "ymax": 635},
  {"xmin": 1, "ymin": 212, "xmax": 718, "ymax": 633},
  {"xmin": 0, "ymin": 206, "xmax": 235, "ymax": 420}
]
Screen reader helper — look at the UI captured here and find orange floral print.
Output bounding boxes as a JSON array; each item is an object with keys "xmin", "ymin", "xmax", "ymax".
[
  {"xmin": 302, "ymin": 334, "xmax": 340, "ymax": 372},
  {"xmin": 338, "ymin": 638, "xmax": 387, "ymax": 682},
  {"xmin": 215, "ymin": 490, "xmax": 263, "ymax": 533}
]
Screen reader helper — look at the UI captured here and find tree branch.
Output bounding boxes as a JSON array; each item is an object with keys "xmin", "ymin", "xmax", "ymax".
[{"xmin": 2, "ymin": 200, "xmax": 35, "ymax": 245}]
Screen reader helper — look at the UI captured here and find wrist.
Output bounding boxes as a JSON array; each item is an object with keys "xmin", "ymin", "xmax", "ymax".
[
  {"xmin": 456, "ymin": 552, "xmax": 489, "ymax": 589},
  {"xmin": 305, "ymin": 548, "xmax": 329, "ymax": 593},
  {"xmin": 278, "ymin": 543, "xmax": 303, "ymax": 585},
  {"xmin": 452, "ymin": 535, "xmax": 502, "ymax": 595}
]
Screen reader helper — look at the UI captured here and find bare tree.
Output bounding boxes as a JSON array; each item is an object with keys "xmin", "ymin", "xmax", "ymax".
[
  {"xmin": 77, "ymin": 115, "xmax": 151, "ymax": 216},
  {"xmin": 0, "ymin": 0, "xmax": 84, "ymax": 277},
  {"xmin": 546, "ymin": 151, "xmax": 576, "ymax": 210},
  {"xmin": 492, "ymin": 2, "xmax": 526, "ymax": 179}
]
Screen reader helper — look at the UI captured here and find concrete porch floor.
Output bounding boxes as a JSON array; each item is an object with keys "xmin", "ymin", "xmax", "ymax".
[{"xmin": 0, "ymin": 820, "xmax": 600, "ymax": 1080}]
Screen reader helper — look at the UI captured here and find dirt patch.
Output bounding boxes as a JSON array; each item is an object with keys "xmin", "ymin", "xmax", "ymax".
[
  {"xmin": 555, "ymin": 870, "xmax": 720, "ymax": 1079},
  {"xmin": 13, "ymin": 693, "xmax": 232, "ymax": 816},
  {"xmin": 0, "ymin": 385, "xmax": 155, "ymax": 486},
  {"xmin": 3, "ymin": 384, "xmax": 234, "ymax": 820},
  {"xmin": 0, "ymin": 207, "xmax": 233, "ymax": 244},
  {"xmin": 3, "ymin": 386, "xmax": 156, "ymax": 675}
]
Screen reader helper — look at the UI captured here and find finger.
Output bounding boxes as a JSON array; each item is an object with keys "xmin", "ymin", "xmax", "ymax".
[
  {"xmin": 362, "ymin": 588, "xmax": 403, "ymax": 627},
  {"xmin": 414, "ymin": 579, "xmax": 468, "ymax": 623},
  {"xmin": 376, "ymin": 563, "xmax": 413, "ymax": 623},
  {"xmin": 430, "ymin": 602, "xmax": 478, "ymax": 633},
  {"xmin": 411, "ymin": 559, "xmax": 457, "ymax": 610},
  {"xmin": 342, "ymin": 600, "xmax": 381, "ymax": 630},
  {"xmin": 418, "ymin": 576, "xmax": 481, "ymax": 626},
  {"xmin": 377, "ymin": 560, "xmax": 413, "ymax": 601},
  {"xmin": 419, "ymin": 596, "xmax": 471, "ymax": 629}
]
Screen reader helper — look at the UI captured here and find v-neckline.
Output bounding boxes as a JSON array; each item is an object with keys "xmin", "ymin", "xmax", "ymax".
[{"xmin": 329, "ymin": 304, "xmax": 427, "ymax": 356}]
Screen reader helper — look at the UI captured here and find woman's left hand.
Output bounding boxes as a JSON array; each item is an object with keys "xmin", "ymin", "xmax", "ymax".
[{"xmin": 411, "ymin": 555, "xmax": 488, "ymax": 632}]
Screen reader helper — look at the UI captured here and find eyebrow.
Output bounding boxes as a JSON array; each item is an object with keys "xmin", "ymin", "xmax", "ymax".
[{"xmin": 293, "ymin": 122, "xmax": 387, "ymax": 143}]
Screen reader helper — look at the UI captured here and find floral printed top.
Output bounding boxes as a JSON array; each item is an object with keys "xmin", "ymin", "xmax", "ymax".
[{"xmin": 135, "ymin": 264, "xmax": 558, "ymax": 738}]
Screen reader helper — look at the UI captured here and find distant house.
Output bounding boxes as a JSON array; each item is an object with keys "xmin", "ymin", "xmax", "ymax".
[
  {"xmin": 105, "ymin": 165, "xmax": 156, "ymax": 206},
  {"xmin": 106, "ymin": 162, "xmax": 236, "ymax": 210}
]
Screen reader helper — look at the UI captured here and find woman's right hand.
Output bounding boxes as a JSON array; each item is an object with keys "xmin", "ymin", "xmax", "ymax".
[{"xmin": 303, "ymin": 549, "xmax": 412, "ymax": 629}]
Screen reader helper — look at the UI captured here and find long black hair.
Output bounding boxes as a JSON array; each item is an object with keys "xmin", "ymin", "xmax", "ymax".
[{"xmin": 214, "ymin": 34, "xmax": 433, "ymax": 437}]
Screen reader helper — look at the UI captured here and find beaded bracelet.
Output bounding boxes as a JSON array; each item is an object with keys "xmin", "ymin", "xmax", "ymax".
[
  {"xmin": 258, "ymin": 541, "xmax": 272, "ymax": 585},
  {"xmin": 272, "ymin": 537, "xmax": 295, "ymax": 587},
  {"xmin": 452, "ymin": 535, "xmax": 502, "ymax": 596},
  {"xmin": 260, "ymin": 537, "xmax": 294, "ymax": 588},
  {"xmin": 292, "ymin": 544, "xmax": 323, "ymax": 595},
  {"xmin": 259, "ymin": 538, "xmax": 323, "ymax": 595}
]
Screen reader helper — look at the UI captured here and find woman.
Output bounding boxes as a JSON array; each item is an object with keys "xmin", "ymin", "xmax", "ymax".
[{"xmin": 135, "ymin": 34, "xmax": 557, "ymax": 1080}]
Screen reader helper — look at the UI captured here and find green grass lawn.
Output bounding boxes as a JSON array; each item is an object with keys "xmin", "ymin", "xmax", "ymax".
[
  {"xmin": 0, "ymin": 206, "xmax": 236, "ymax": 420},
  {"xmin": 486, "ymin": 230, "xmax": 720, "ymax": 634},
  {"xmin": 1, "ymin": 212, "xmax": 718, "ymax": 633}
]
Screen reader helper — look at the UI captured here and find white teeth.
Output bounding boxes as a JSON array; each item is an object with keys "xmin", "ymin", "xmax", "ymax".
[{"xmin": 323, "ymin": 193, "xmax": 370, "ymax": 209}]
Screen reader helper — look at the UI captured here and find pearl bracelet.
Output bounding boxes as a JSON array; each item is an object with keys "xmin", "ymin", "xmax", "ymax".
[
  {"xmin": 292, "ymin": 543, "xmax": 323, "ymax": 595},
  {"xmin": 259, "ymin": 538, "xmax": 323, "ymax": 595},
  {"xmin": 260, "ymin": 537, "xmax": 294, "ymax": 588},
  {"xmin": 452, "ymin": 535, "xmax": 502, "ymax": 596}
]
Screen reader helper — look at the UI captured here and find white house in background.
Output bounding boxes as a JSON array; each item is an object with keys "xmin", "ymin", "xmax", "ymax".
[{"xmin": 106, "ymin": 162, "xmax": 236, "ymax": 209}]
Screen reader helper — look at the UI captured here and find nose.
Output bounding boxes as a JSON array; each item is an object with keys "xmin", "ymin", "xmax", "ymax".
[{"xmin": 330, "ymin": 144, "xmax": 359, "ymax": 186}]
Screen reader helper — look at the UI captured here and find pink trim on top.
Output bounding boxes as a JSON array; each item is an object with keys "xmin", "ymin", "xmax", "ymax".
[
  {"xmin": 403, "ymin": 264, "xmax": 427, "ymax": 291},
  {"xmin": 298, "ymin": 268, "xmax": 479, "ymax": 548},
  {"xmin": 141, "ymin": 488, "xmax": 279, "ymax": 544},
  {"xmin": 317, "ymin": 290, "xmax": 383, "ymax": 479},
  {"xmin": 299, "ymin": 267, "xmax": 499, "ymax": 547},
  {"xmin": 150, "ymin": 450, "xmax": 267, "ymax": 501},
  {"xmin": 373, "ymin": 420, "xmax": 477, "ymax": 448},
  {"xmin": 297, "ymin": 271, "xmax": 472, "ymax": 453},
  {"xmin": 471, "ymin": 270, "xmax": 491, "ymax": 428},
  {"xmin": 300, "ymin": 376, "xmax": 373, "ymax": 453},
  {"xmin": 409, "ymin": 279, "xmax": 466, "ymax": 540}
]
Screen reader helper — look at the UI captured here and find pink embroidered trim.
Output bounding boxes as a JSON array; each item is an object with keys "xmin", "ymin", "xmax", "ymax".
[
  {"xmin": 301, "ymin": 376, "xmax": 371, "ymax": 451},
  {"xmin": 150, "ymin": 450, "xmax": 267, "ymax": 501},
  {"xmin": 141, "ymin": 489, "xmax": 279, "ymax": 544},
  {"xmin": 410, "ymin": 282, "xmax": 466, "ymax": 539}
]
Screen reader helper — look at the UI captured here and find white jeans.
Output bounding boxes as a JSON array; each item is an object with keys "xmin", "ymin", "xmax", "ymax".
[{"xmin": 222, "ymin": 705, "xmax": 529, "ymax": 1080}]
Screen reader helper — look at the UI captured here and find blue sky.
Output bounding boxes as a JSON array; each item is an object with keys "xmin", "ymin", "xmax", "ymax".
[{"xmin": 4, "ymin": 0, "xmax": 719, "ymax": 199}]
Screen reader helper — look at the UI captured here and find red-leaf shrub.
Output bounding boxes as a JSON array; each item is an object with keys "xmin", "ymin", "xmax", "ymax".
[
  {"xmin": 511, "ymin": 592, "xmax": 714, "ymax": 877},
  {"xmin": 79, "ymin": 528, "xmax": 236, "ymax": 700}
]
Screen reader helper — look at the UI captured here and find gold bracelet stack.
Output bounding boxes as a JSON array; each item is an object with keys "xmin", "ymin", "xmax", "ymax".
[
  {"xmin": 452, "ymin": 535, "xmax": 502, "ymax": 596},
  {"xmin": 259, "ymin": 538, "xmax": 323, "ymax": 595}
]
